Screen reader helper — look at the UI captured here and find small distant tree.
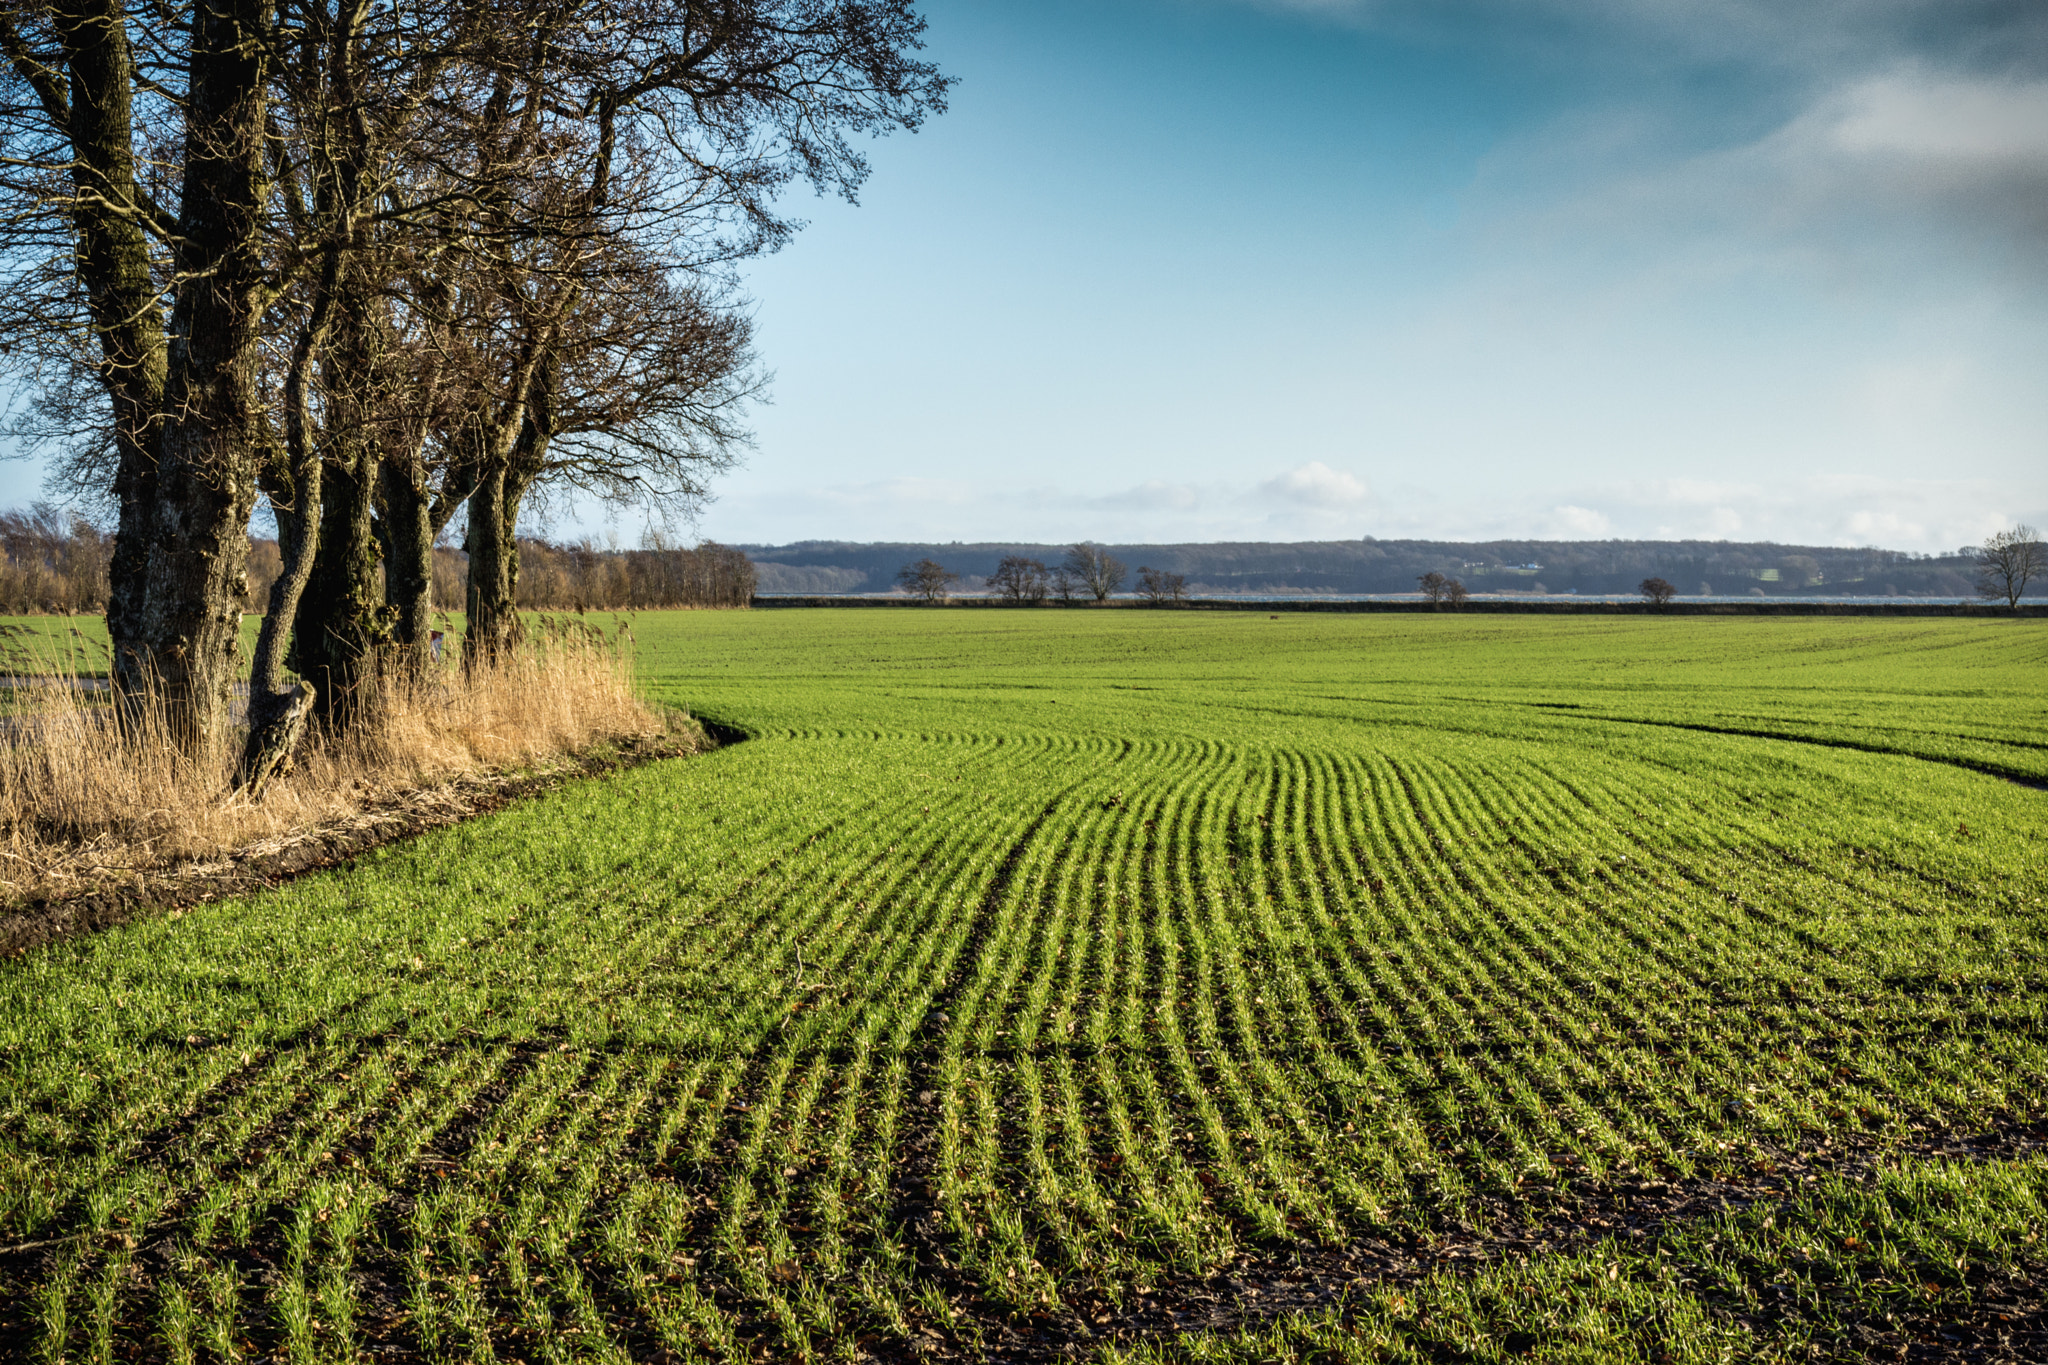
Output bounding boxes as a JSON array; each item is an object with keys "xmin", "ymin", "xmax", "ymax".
[
  {"xmin": 896, "ymin": 558, "xmax": 958, "ymax": 604},
  {"xmin": 988, "ymin": 555, "xmax": 1049, "ymax": 604},
  {"xmin": 1639, "ymin": 576, "xmax": 1678, "ymax": 607},
  {"xmin": 1975, "ymin": 525, "xmax": 2044, "ymax": 608},
  {"xmin": 1050, "ymin": 566, "xmax": 1078, "ymax": 603},
  {"xmin": 1064, "ymin": 544, "xmax": 1127, "ymax": 602},
  {"xmin": 1136, "ymin": 566, "xmax": 1188, "ymax": 605},
  {"xmin": 1418, "ymin": 571, "xmax": 1451, "ymax": 606},
  {"xmin": 1444, "ymin": 578, "xmax": 1468, "ymax": 607}
]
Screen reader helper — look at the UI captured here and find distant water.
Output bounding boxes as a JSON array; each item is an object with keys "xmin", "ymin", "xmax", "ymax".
[
  {"xmin": 1182, "ymin": 593, "xmax": 1971, "ymax": 606},
  {"xmin": 784, "ymin": 592, "xmax": 1980, "ymax": 606}
]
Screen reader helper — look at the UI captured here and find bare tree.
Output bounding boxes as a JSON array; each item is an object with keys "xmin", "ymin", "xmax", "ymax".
[
  {"xmin": 1444, "ymin": 578, "xmax": 1468, "ymax": 607},
  {"xmin": 1639, "ymin": 576, "xmax": 1677, "ymax": 607},
  {"xmin": 1975, "ymin": 525, "xmax": 2043, "ymax": 608},
  {"xmin": 1, "ymin": 0, "xmax": 279, "ymax": 752},
  {"xmin": 1, "ymin": 0, "xmax": 950, "ymax": 758},
  {"xmin": 1063, "ymin": 543, "xmax": 1126, "ymax": 602},
  {"xmin": 436, "ymin": 0, "xmax": 945, "ymax": 667},
  {"xmin": 1417, "ymin": 570, "xmax": 1450, "ymax": 606},
  {"xmin": 1049, "ymin": 566, "xmax": 1077, "ymax": 603},
  {"xmin": 1136, "ymin": 566, "xmax": 1187, "ymax": 605},
  {"xmin": 896, "ymin": 558, "xmax": 956, "ymax": 604},
  {"xmin": 0, "ymin": 502, "xmax": 110, "ymax": 612},
  {"xmin": 988, "ymin": 555, "xmax": 1047, "ymax": 604}
]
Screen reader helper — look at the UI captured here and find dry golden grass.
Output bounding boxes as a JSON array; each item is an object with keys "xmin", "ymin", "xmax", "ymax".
[{"xmin": 0, "ymin": 625, "xmax": 688, "ymax": 903}]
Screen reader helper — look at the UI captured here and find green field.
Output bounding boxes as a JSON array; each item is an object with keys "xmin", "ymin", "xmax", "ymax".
[{"xmin": 3, "ymin": 611, "xmax": 2045, "ymax": 1362}]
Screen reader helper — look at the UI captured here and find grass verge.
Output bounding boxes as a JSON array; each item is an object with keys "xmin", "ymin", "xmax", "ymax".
[{"xmin": 0, "ymin": 619, "xmax": 688, "ymax": 909}]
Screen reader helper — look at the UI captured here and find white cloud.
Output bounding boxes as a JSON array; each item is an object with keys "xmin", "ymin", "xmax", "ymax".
[
  {"xmin": 562, "ymin": 462, "xmax": 2039, "ymax": 555},
  {"xmin": 1493, "ymin": 67, "xmax": 2048, "ymax": 287},
  {"xmin": 1392, "ymin": 475, "xmax": 2031, "ymax": 553},
  {"xmin": 1747, "ymin": 71, "xmax": 2048, "ymax": 250},
  {"xmin": 1819, "ymin": 74, "xmax": 2048, "ymax": 163},
  {"xmin": 1220, "ymin": 0, "xmax": 2048, "ymax": 81},
  {"xmin": 1258, "ymin": 461, "xmax": 1370, "ymax": 506},
  {"xmin": 1543, "ymin": 505, "xmax": 1612, "ymax": 537}
]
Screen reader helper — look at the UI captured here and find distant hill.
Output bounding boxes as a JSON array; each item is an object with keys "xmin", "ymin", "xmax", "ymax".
[{"xmin": 738, "ymin": 538, "xmax": 1996, "ymax": 598}]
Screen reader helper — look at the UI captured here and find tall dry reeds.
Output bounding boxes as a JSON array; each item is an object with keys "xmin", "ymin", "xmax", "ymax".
[{"xmin": 1, "ymin": 620, "xmax": 684, "ymax": 903}]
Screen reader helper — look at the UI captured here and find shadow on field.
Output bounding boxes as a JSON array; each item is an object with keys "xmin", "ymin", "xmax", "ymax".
[
  {"xmin": 0, "ymin": 726, "xmax": 723, "ymax": 959},
  {"xmin": 1507, "ymin": 702, "xmax": 2048, "ymax": 793}
]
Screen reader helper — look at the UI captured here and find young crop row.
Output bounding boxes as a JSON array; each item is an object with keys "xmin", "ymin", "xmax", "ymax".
[{"xmin": 2, "ymin": 612, "xmax": 2042, "ymax": 1361}]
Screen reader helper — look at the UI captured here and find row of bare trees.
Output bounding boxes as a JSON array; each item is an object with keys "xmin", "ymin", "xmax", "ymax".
[
  {"xmin": 981, "ymin": 545, "xmax": 1134, "ymax": 604},
  {"xmin": 899, "ymin": 547, "xmax": 1190, "ymax": 606},
  {"xmin": 515, "ymin": 538, "xmax": 754, "ymax": 611},
  {"xmin": 938, "ymin": 545, "xmax": 1133, "ymax": 605},
  {"xmin": 0, "ymin": 0, "xmax": 947, "ymax": 770},
  {"xmin": 0, "ymin": 502, "xmax": 110, "ymax": 613}
]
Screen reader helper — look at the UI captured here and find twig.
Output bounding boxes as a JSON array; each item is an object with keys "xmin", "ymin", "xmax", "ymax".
[{"xmin": 0, "ymin": 1231, "xmax": 87, "ymax": 1255}]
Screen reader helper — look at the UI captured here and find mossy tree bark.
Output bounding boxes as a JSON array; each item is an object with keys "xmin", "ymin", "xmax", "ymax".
[
  {"xmin": 136, "ymin": 0, "xmax": 274, "ymax": 756},
  {"xmin": 290, "ymin": 314, "xmax": 390, "ymax": 730},
  {"xmin": 376, "ymin": 447, "xmax": 436, "ymax": 675},
  {"xmin": 461, "ymin": 332, "xmax": 553, "ymax": 670},
  {"xmin": 4, "ymin": 0, "xmax": 172, "ymax": 694}
]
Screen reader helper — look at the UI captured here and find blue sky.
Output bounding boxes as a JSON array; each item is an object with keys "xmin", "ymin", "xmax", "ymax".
[
  {"xmin": 682, "ymin": 0, "xmax": 2048, "ymax": 551},
  {"xmin": 7, "ymin": 0, "xmax": 2045, "ymax": 551}
]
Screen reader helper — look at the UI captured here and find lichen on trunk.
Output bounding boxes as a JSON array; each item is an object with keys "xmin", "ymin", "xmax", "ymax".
[
  {"xmin": 135, "ymin": 0, "xmax": 273, "ymax": 756},
  {"xmin": 24, "ymin": 0, "xmax": 171, "ymax": 697},
  {"xmin": 377, "ymin": 444, "xmax": 437, "ymax": 676}
]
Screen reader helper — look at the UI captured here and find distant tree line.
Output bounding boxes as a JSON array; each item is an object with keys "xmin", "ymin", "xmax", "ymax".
[
  {"xmin": 0, "ymin": 505, "xmax": 112, "ymax": 616},
  {"xmin": 4, "ymin": 510, "xmax": 753, "ymax": 617},
  {"xmin": 757, "ymin": 537, "xmax": 2017, "ymax": 599},
  {"xmin": 513, "ymin": 540, "xmax": 756, "ymax": 611},
  {"xmin": 901, "ymin": 545, "xmax": 1201, "ymax": 605}
]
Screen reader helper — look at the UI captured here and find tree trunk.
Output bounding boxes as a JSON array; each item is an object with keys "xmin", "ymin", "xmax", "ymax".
[
  {"xmin": 137, "ymin": 0, "xmax": 273, "ymax": 757},
  {"xmin": 249, "ymin": 455, "xmax": 320, "ymax": 694},
  {"xmin": 242, "ymin": 291, "xmax": 329, "ymax": 779},
  {"xmin": 235, "ymin": 680, "xmax": 315, "ymax": 797},
  {"xmin": 31, "ymin": 0, "xmax": 169, "ymax": 694},
  {"xmin": 462, "ymin": 336, "xmax": 554, "ymax": 670},
  {"xmin": 377, "ymin": 446, "xmax": 435, "ymax": 675},
  {"xmin": 291, "ymin": 432, "xmax": 386, "ymax": 728},
  {"xmin": 288, "ymin": 238, "xmax": 399, "ymax": 727},
  {"xmin": 462, "ymin": 463, "xmax": 520, "ymax": 667}
]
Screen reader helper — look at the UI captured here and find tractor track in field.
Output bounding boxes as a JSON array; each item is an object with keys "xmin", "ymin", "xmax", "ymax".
[
  {"xmin": 887, "ymin": 785, "xmax": 1097, "ymax": 1329},
  {"xmin": 874, "ymin": 1113, "xmax": 2048, "ymax": 1365},
  {"xmin": 1519, "ymin": 705, "xmax": 2048, "ymax": 793}
]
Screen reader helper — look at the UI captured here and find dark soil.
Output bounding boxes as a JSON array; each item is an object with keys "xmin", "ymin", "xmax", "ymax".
[
  {"xmin": 1, "ymin": 1031, "xmax": 2041, "ymax": 1363},
  {"xmin": 869, "ymin": 1116, "xmax": 2048, "ymax": 1364}
]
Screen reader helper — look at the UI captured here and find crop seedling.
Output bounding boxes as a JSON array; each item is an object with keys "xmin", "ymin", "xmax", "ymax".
[{"xmin": 0, "ymin": 611, "xmax": 2042, "ymax": 1359}]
